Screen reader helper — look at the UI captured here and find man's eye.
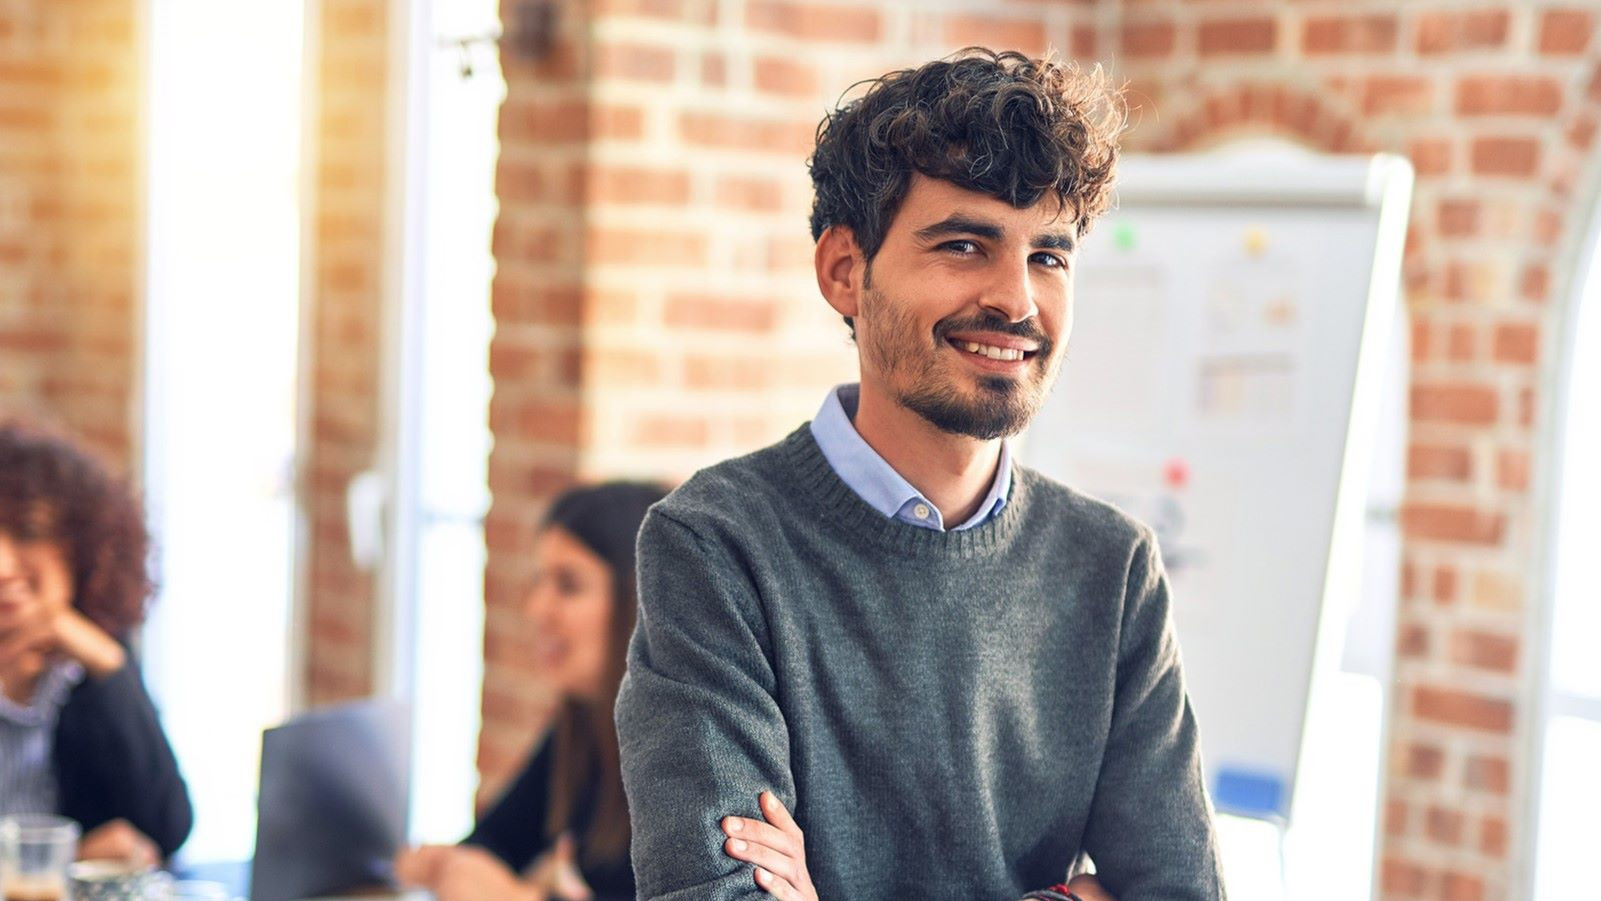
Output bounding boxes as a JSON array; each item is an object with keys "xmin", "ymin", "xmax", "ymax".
[
  {"xmin": 942, "ymin": 240, "xmax": 979, "ymax": 255},
  {"xmin": 1032, "ymin": 252, "xmax": 1067, "ymax": 269}
]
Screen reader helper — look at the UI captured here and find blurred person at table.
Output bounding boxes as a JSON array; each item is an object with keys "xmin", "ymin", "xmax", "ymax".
[
  {"xmin": 0, "ymin": 418, "xmax": 194, "ymax": 865},
  {"xmin": 396, "ymin": 481, "xmax": 668, "ymax": 901}
]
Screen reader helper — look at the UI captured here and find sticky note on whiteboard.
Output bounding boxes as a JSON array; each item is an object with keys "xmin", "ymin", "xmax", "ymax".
[{"xmin": 1214, "ymin": 766, "xmax": 1288, "ymax": 821}]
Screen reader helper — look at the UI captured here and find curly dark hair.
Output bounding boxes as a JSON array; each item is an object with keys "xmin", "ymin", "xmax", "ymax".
[
  {"xmin": 808, "ymin": 47, "xmax": 1126, "ymax": 334},
  {"xmin": 0, "ymin": 417, "xmax": 154, "ymax": 635}
]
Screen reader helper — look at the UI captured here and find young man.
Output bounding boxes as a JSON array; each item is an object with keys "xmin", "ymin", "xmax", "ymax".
[{"xmin": 615, "ymin": 49, "xmax": 1227, "ymax": 901}]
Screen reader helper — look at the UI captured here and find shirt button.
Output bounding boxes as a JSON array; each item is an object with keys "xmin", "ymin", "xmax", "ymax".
[{"xmin": 913, "ymin": 503, "xmax": 931, "ymax": 520}]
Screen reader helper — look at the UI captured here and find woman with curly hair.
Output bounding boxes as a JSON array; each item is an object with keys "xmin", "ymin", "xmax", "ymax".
[{"xmin": 0, "ymin": 418, "xmax": 193, "ymax": 864}]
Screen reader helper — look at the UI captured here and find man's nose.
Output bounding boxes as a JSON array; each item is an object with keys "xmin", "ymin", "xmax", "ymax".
[{"xmin": 978, "ymin": 259, "xmax": 1039, "ymax": 323}]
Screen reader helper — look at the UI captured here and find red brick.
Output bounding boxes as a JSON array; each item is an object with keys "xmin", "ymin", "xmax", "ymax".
[
  {"xmin": 1450, "ymin": 628, "xmax": 1518, "ymax": 673},
  {"xmin": 1425, "ymin": 805, "xmax": 1465, "ymax": 845},
  {"xmin": 1072, "ymin": 25, "xmax": 1096, "ymax": 58},
  {"xmin": 1434, "ymin": 564, "xmax": 1459, "ymax": 604},
  {"xmin": 1405, "ymin": 742, "xmax": 1445, "ymax": 779},
  {"xmin": 1441, "ymin": 871, "xmax": 1485, "ymax": 901},
  {"xmin": 1524, "ymin": 259, "xmax": 1556, "ymax": 296},
  {"xmin": 595, "ymin": 41, "xmax": 676, "ymax": 83},
  {"xmin": 1492, "ymin": 322, "xmax": 1538, "ymax": 364},
  {"xmin": 587, "ymin": 165, "xmax": 692, "ymax": 206},
  {"xmin": 679, "ymin": 111, "xmax": 815, "ymax": 155},
  {"xmin": 1122, "ymin": 22, "xmax": 1175, "ymax": 58},
  {"xmin": 663, "ymin": 293, "xmax": 779, "ymax": 332},
  {"xmin": 1411, "ymin": 383, "xmax": 1498, "ymax": 425},
  {"xmin": 684, "ymin": 355, "xmax": 774, "ymax": 390},
  {"xmin": 1456, "ymin": 75, "xmax": 1564, "ymax": 116},
  {"xmin": 1465, "ymin": 753, "xmax": 1511, "ymax": 793},
  {"xmin": 1409, "ymin": 443, "xmax": 1472, "ymax": 481},
  {"xmin": 1406, "ymin": 137, "xmax": 1453, "ymax": 176},
  {"xmin": 943, "ymin": 15, "xmax": 1048, "ymax": 54},
  {"xmin": 1364, "ymin": 76, "xmax": 1434, "ymax": 117},
  {"xmin": 754, "ymin": 56, "xmax": 818, "ymax": 98},
  {"xmin": 588, "ymin": 347, "xmax": 662, "ymax": 387},
  {"xmin": 701, "ymin": 52, "xmax": 727, "ymax": 88},
  {"xmin": 634, "ymin": 414, "xmax": 711, "ymax": 448},
  {"xmin": 1381, "ymin": 857, "xmax": 1427, "ymax": 897},
  {"xmin": 1497, "ymin": 448, "xmax": 1530, "ymax": 491},
  {"xmin": 1397, "ymin": 622, "xmax": 1429, "ymax": 658},
  {"xmin": 1401, "ymin": 502, "xmax": 1505, "ymax": 545},
  {"xmin": 492, "ymin": 396, "xmax": 582, "ymax": 446},
  {"xmin": 593, "ymin": 104, "xmax": 646, "ymax": 141},
  {"xmin": 1303, "ymin": 15, "xmax": 1397, "ymax": 54},
  {"xmin": 1417, "ymin": 10, "xmax": 1510, "ymax": 54},
  {"xmin": 715, "ymin": 175, "xmax": 784, "ymax": 212},
  {"xmin": 1470, "ymin": 136, "xmax": 1540, "ymax": 177},
  {"xmin": 1412, "ymin": 685, "xmax": 1513, "ymax": 732},
  {"xmin": 1480, "ymin": 815, "xmax": 1509, "ymax": 856},
  {"xmin": 746, "ymin": 1, "xmax": 881, "ymax": 43},
  {"xmin": 1385, "ymin": 800, "xmax": 1408, "ymax": 837},
  {"xmin": 1437, "ymin": 199, "xmax": 1479, "ymax": 237},
  {"xmin": 1540, "ymin": 9, "xmax": 1593, "ymax": 55},
  {"xmin": 1447, "ymin": 322, "xmax": 1477, "ymax": 362},
  {"xmin": 586, "ymin": 226, "xmax": 707, "ymax": 267},
  {"xmin": 593, "ymin": 0, "xmax": 717, "ymax": 25},
  {"xmin": 1198, "ymin": 18, "xmax": 1276, "ymax": 55}
]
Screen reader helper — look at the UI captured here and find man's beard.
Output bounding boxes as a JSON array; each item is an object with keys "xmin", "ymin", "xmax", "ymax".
[{"xmin": 859, "ymin": 284, "xmax": 1059, "ymax": 440}]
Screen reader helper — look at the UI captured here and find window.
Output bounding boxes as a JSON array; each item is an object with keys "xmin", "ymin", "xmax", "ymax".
[
  {"xmin": 1530, "ymin": 206, "xmax": 1601, "ymax": 899},
  {"xmin": 141, "ymin": 0, "xmax": 305, "ymax": 863}
]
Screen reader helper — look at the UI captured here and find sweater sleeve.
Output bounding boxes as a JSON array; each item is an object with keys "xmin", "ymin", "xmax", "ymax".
[
  {"xmin": 614, "ymin": 510, "xmax": 793, "ymax": 901},
  {"xmin": 463, "ymin": 735, "xmax": 554, "ymax": 872},
  {"xmin": 52, "ymin": 656, "xmax": 194, "ymax": 858},
  {"xmin": 1079, "ymin": 531, "xmax": 1227, "ymax": 901}
]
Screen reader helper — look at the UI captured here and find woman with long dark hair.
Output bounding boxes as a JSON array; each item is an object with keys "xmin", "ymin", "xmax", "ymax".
[
  {"xmin": 396, "ymin": 481, "xmax": 666, "ymax": 901},
  {"xmin": 0, "ymin": 418, "xmax": 193, "ymax": 864}
]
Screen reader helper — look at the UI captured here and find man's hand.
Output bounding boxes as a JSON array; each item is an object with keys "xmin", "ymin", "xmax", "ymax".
[
  {"xmin": 77, "ymin": 819, "xmax": 159, "ymax": 867},
  {"xmin": 722, "ymin": 791, "xmax": 818, "ymax": 901},
  {"xmin": 1064, "ymin": 874, "xmax": 1115, "ymax": 901}
]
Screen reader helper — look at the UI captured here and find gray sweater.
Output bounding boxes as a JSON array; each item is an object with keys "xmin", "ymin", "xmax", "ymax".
[{"xmin": 617, "ymin": 426, "xmax": 1226, "ymax": 901}]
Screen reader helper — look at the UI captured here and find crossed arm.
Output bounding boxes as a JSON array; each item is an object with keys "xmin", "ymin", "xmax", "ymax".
[{"xmin": 715, "ymin": 791, "xmax": 1117, "ymax": 901}]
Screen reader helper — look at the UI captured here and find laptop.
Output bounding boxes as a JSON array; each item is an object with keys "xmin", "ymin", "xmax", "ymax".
[{"xmin": 248, "ymin": 699, "xmax": 412, "ymax": 901}]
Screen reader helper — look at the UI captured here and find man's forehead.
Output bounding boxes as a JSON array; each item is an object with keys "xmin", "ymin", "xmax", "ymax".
[{"xmin": 898, "ymin": 174, "xmax": 1078, "ymax": 239}]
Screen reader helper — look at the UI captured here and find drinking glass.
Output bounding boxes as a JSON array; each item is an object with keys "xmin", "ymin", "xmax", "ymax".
[{"xmin": 0, "ymin": 815, "xmax": 80, "ymax": 901}]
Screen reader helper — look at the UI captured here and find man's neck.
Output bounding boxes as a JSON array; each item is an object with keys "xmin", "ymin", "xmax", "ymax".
[{"xmin": 851, "ymin": 381, "xmax": 1002, "ymax": 526}]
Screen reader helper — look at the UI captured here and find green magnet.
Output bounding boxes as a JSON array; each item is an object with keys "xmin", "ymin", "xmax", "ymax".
[{"xmin": 1113, "ymin": 222, "xmax": 1137, "ymax": 251}]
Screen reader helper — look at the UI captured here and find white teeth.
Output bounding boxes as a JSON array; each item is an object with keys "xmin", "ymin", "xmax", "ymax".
[{"xmin": 957, "ymin": 340, "xmax": 1024, "ymax": 361}]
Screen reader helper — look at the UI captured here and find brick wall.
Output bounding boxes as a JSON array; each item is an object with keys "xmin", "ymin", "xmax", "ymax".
[
  {"xmin": 0, "ymin": 0, "xmax": 140, "ymax": 464},
  {"xmin": 300, "ymin": 0, "xmax": 392, "ymax": 706}
]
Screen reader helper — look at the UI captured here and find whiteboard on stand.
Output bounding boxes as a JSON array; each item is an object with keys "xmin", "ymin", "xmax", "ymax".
[{"xmin": 1018, "ymin": 151, "xmax": 1413, "ymax": 826}]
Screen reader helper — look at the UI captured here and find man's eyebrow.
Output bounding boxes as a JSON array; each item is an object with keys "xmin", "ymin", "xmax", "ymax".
[
  {"xmin": 1033, "ymin": 232, "xmax": 1076, "ymax": 253},
  {"xmin": 913, "ymin": 215, "xmax": 1076, "ymax": 253},
  {"xmin": 912, "ymin": 215, "xmax": 1003, "ymax": 243}
]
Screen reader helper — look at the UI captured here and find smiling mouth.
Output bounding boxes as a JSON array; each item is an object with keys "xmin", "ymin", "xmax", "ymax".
[{"xmin": 946, "ymin": 338, "xmax": 1038, "ymax": 363}]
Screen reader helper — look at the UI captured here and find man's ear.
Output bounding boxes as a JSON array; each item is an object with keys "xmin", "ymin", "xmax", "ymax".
[{"xmin": 815, "ymin": 225, "xmax": 865, "ymax": 319}]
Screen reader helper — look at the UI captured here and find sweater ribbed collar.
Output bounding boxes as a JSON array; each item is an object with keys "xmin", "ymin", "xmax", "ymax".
[{"xmin": 776, "ymin": 424, "xmax": 1032, "ymax": 560}]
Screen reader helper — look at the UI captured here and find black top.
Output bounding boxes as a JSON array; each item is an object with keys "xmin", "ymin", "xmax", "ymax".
[
  {"xmin": 51, "ymin": 656, "xmax": 194, "ymax": 858},
  {"xmin": 464, "ymin": 735, "xmax": 635, "ymax": 901}
]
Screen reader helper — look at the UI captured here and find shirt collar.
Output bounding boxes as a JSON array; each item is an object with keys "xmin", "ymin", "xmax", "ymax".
[
  {"xmin": 0, "ymin": 661, "xmax": 84, "ymax": 727},
  {"xmin": 808, "ymin": 383, "xmax": 1011, "ymax": 531}
]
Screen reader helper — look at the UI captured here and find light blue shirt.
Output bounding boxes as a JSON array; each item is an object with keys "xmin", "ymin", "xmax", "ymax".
[
  {"xmin": 0, "ymin": 661, "xmax": 83, "ymax": 816},
  {"xmin": 808, "ymin": 383, "xmax": 1012, "ymax": 531}
]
